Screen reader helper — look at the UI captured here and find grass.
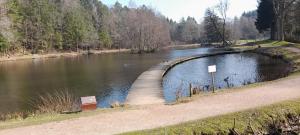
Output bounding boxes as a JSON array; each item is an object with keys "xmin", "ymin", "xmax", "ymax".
[
  {"xmin": 34, "ymin": 90, "xmax": 81, "ymax": 114},
  {"xmin": 0, "ymin": 106, "xmax": 133, "ymax": 130},
  {"xmin": 254, "ymin": 40, "xmax": 300, "ymax": 48},
  {"xmin": 0, "ymin": 90, "xmax": 81, "ymax": 123},
  {"xmin": 122, "ymin": 99, "xmax": 300, "ymax": 135},
  {"xmin": 234, "ymin": 39, "xmax": 257, "ymax": 45},
  {"xmin": 232, "ymin": 39, "xmax": 300, "ymax": 72},
  {"xmin": 234, "ymin": 39, "xmax": 293, "ymax": 47}
]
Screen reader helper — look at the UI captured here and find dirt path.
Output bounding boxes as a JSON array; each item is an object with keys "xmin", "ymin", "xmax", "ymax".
[
  {"xmin": 285, "ymin": 47, "xmax": 300, "ymax": 53},
  {"xmin": 0, "ymin": 74, "xmax": 300, "ymax": 135}
]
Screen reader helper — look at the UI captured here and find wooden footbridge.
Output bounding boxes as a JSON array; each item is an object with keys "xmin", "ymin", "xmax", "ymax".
[{"xmin": 126, "ymin": 49, "xmax": 251, "ymax": 105}]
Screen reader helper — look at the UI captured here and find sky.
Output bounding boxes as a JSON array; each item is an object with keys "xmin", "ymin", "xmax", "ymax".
[{"xmin": 100, "ymin": 0, "xmax": 258, "ymax": 22}]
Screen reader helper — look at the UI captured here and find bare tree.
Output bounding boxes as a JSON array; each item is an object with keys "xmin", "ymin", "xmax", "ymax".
[
  {"xmin": 108, "ymin": 4, "xmax": 171, "ymax": 53},
  {"xmin": 216, "ymin": 0, "xmax": 229, "ymax": 46},
  {"xmin": 272, "ymin": 0, "xmax": 298, "ymax": 41}
]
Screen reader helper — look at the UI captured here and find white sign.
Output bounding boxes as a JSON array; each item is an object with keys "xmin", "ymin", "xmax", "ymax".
[
  {"xmin": 81, "ymin": 96, "xmax": 97, "ymax": 105},
  {"xmin": 208, "ymin": 65, "xmax": 217, "ymax": 73}
]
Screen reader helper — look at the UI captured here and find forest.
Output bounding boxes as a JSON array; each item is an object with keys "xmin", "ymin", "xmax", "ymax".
[
  {"xmin": 0, "ymin": 0, "xmax": 299, "ymax": 54},
  {"xmin": 256, "ymin": 0, "xmax": 300, "ymax": 42}
]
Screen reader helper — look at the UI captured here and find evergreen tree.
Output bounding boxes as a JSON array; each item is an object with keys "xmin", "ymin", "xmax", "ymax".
[
  {"xmin": 203, "ymin": 9, "xmax": 222, "ymax": 43},
  {"xmin": 255, "ymin": 0, "xmax": 274, "ymax": 39}
]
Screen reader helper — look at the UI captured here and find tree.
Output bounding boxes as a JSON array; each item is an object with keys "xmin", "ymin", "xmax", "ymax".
[
  {"xmin": 203, "ymin": 8, "xmax": 223, "ymax": 43},
  {"xmin": 239, "ymin": 12, "xmax": 260, "ymax": 39},
  {"xmin": 273, "ymin": 0, "xmax": 298, "ymax": 41},
  {"xmin": 271, "ymin": 0, "xmax": 297, "ymax": 41},
  {"xmin": 167, "ymin": 17, "xmax": 201, "ymax": 44},
  {"xmin": 63, "ymin": 9, "xmax": 89, "ymax": 51},
  {"xmin": 3, "ymin": 0, "xmax": 175, "ymax": 54},
  {"xmin": 108, "ymin": 3, "xmax": 171, "ymax": 52},
  {"xmin": 0, "ymin": 33, "xmax": 8, "ymax": 52},
  {"xmin": 216, "ymin": 0, "xmax": 229, "ymax": 46},
  {"xmin": 256, "ymin": 0, "xmax": 299, "ymax": 41}
]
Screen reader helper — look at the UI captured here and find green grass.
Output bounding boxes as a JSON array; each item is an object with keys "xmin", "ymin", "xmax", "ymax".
[
  {"xmin": 235, "ymin": 39, "xmax": 292, "ymax": 47},
  {"xmin": 122, "ymin": 99, "xmax": 300, "ymax": 135},
  {"xmin": 232, "ymin": 39, "xmax": 300, "ymax": 72},
  {"xmin": 257, "ymin": 40, "xmax": 291, "ymax": 47},
  {"xmin": 235, "ymin": 39, "xmax": 257, "ymax": 44}
]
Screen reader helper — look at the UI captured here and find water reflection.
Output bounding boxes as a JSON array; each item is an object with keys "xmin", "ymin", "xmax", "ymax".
[
  {"xmin": 0, "ymin": 48, "xmax": 213, "ymax": 113},
  {"xmin": 163, "ymin": 53, "xmax": 290, "ymax": 102}
]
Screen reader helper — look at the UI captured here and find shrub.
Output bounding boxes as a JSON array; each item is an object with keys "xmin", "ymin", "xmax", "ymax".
[
  {"xmin": 0, "ymin": 34, "xmax": 8, "ymax": 52},
  {"xmin": 0, "ymin": 111, "xmax": 31, "ymax": 121},
  {"xmin": 33, "ymin": 90, "xmax": 81, "ymax": 114}
]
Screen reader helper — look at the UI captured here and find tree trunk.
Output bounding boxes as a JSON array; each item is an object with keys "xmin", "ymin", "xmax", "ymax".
[
  {"xmin": 76, "ymin": 39, "xmax": 79, "ymax": 53},
  {"xmin": 270, "ymin": 21, "xmax": 276, "ymax": 40},
  {"xmin": 279, "ymin": 15, "xmax": 285, "ymax": 41},
  {"xmin": 222, "ymin": 19, "xmax": 226, "ymax": 46}
]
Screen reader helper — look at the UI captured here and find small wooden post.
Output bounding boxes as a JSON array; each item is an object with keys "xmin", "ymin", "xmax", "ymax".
[
  {"xmin": 233, "ymin": 118, "xmax": 236, "ymax": 129},
  {"xmin": 208, "ymin": 65, "xmax": 216, "ymax": 93},
  {"xmin": 211, "ymin": 72, "xmax": 215, "ymax": 93},
  {"xmin": 189, "ymin": 83, "xmax": 193, "ymax": 97}
]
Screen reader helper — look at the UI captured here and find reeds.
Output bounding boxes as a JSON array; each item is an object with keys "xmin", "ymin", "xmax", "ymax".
[{"xmin": 33, "ymin": 90, "xmax": 81, "ymax": 114}]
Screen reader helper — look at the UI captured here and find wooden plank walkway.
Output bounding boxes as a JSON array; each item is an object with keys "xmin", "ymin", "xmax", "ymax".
[{"xmin": 126, "ymin": 49, "xmax": 251, "ymax": 105}]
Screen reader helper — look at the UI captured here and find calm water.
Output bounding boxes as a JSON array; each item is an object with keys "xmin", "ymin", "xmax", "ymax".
[
  {"xmin": 0, "ymin": 48, "xmax": 213, "ymax": 113},
  {"xmin": 163, "ymin": 53, "xmax": 291, "ymax": 102}
]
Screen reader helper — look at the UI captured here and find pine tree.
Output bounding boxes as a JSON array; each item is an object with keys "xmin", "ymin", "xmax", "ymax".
[{"xmin": 255, "ymin": 0, "xmax": 275, "ymax": 39}]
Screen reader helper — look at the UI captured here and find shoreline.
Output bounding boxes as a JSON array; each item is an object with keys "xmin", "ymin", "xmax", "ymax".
[
  {"xmin": 0, "ymin": 49, "xmax": 131, "ymax": 63},
  {"xmin": 1, "ymin": 72, "xmax": 300, "ymax": 134},
  {"xmin": 0, "ymin": 43, "xmax": 300, "ymax": 134},
  {"xmin": 162, "ymin": 44, "xmax": 202, "ymax": 50},
  {"xmin": 0, "ymin": 44, "xmax": 202, "ymax": 63}
]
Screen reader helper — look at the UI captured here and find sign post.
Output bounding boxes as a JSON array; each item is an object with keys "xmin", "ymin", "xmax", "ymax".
[{"xmin": 208, "ymin": 65, "xmax": 217, "ymax": 93}]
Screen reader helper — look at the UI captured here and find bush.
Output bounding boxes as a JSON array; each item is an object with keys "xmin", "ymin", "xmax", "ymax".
[
  {"xmin": 33, "ymin": 90, "xmax": 81, "ymax": 114},
  {"xmin": 0, "ymin": 111, "xmax": 32, "ymax": 121},
  {"xmin": 0, "ymin": 34, "xmax": 8, "ymax": 52}
]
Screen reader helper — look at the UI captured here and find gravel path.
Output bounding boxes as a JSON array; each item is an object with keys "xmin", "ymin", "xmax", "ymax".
[{"xmin": 1, "ymin": 75, "xmax": 300, "ymax": 135}]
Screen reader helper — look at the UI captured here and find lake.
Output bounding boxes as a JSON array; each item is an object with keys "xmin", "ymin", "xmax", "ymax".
[
  {"xmin": 0, "ymin": 48, "xmax": 213, "ymax": 113},
  {"xmin": 163, "ymin": 53, "xmax": 291, "ymax": 102}
]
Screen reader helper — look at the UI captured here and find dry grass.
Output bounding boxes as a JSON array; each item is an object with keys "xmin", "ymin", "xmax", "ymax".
[
  {"xmin": 32, "ymin": 90, "xmax": 81, "ymax": 114},
  {"xmin": 0, "ymin": 111, "xmax": 32, "ymax": 121},
  {"xmin": 110, "ymin": 101, "xmax": 127, "ymax": 108},
  {"xmin": 0, "ymin": 90, "xmax": 81, "ymax": 122}
]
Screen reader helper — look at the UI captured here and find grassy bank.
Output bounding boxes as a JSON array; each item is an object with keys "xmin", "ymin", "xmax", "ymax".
[
  {"xmin": 0, "ymin": 106, "xmax": 132, "ymax": 130},
  {"xmin": 163, "ymin": 44, "xmax": 202, "ymax": 50},
  {"xmin": 122, "ymin": 99, "xmax": 300, "ymax": 135},
  {"xmin": 232, "ymin": 40, "xmax": 300, "ymax": 72},
  {"xmin": 255, "ymin": 41, "xmax": 300, "ymax": 72}
]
